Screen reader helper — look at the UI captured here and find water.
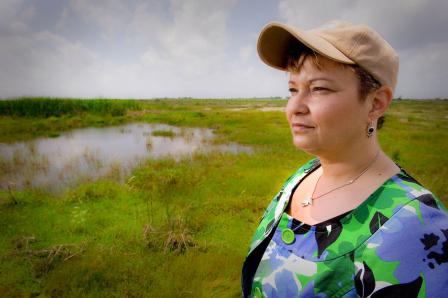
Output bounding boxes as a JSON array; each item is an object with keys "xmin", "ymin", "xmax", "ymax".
[{"xmin": 0, "ymin": 123, "xmax": 252, "ymax": 193}]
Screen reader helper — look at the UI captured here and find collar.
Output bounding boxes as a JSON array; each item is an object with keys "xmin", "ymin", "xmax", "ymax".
[{"xmin": 246, "ymin": 158, "xmax": 428, "ymax": 260}]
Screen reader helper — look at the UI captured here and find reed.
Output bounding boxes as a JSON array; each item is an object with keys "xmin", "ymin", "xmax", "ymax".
[
  {"xmin": 0, "ymin": 97, "xmax": 142, "ymax": 117},
  {"xmin": 151, "ymin": 130, "xmax": 176, "ymax": 137}
]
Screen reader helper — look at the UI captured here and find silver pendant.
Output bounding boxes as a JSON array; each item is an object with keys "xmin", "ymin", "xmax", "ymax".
[{"xmin": 301, "ymin": 198, "xmax": 313, "ymax": 207}]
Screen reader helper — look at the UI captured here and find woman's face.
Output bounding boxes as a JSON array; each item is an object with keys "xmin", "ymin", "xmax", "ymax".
[{"xmin": 286, "ymin": 55, "xmax": 371, "ymax": 155}]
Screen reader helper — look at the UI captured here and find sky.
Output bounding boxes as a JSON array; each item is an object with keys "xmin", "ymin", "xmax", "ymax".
[{"xmin": 1, "ymin": 0, "xmax": 447, "ymax": 99}]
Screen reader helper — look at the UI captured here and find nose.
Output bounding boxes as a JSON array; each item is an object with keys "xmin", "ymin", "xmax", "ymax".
[{"xmin": 287, "ymin": 90, "xmax": 310, "ymax": 115}]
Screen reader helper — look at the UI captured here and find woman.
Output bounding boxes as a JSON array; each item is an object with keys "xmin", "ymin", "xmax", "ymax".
[{"xmin": 241, "ymin": 21, "xmax": 448, "ymax": 297}]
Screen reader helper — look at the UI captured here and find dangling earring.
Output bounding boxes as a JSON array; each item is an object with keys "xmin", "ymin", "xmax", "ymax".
[{"xmin": 366, "ymin": 122, "xmax": 375, "ymax": 138}]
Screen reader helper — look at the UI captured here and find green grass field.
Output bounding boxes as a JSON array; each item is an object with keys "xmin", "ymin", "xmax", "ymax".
[{"xmin": 0, "ymin": 98, "xmax": 447, "ymax": 297}]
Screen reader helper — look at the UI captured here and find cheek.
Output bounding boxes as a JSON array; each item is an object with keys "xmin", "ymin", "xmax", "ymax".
[
  {"xmin": 313, "ymin": 102, "xmax": 343, "ymax": 127},
  {"xmin": 313, "ymin": 99, "xmax": 361, "ymax": 132}
]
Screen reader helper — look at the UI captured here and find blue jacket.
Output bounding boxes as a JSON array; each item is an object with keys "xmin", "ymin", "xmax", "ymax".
[{"xmin": 241, "ymin": 159, "xmax": 448, "ymax": 297}]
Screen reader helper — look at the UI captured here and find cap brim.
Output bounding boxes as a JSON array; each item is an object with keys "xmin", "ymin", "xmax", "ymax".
[{"xmin": 257, "ymin": 22, "xmax": 355, "ymax": 71}]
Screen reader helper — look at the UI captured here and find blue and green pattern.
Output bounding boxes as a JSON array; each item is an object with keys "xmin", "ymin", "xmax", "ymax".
[{"xmin": 242, "ymin": 159, "xmax": 448, "ymax": 297}]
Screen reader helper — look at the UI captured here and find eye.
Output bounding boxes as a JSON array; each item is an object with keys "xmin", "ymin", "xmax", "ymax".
[
  {"xmin": 289, "ymin": 88, "xmax": 298, "ymax": 94},
  {"xmin": 311, "ymin": 86, "xmax": 331, "ymax": 93},
  {"xmin": 311, "ymin": 86, "xmax": 329, "ymax": 92}
]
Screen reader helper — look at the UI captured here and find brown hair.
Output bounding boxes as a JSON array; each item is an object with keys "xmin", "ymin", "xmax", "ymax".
[{"xmin": 286, "ymin": 47, "xmax": 384, "ymax": 129}]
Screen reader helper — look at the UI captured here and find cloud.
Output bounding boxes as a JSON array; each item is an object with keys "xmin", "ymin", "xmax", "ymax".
[
  {"xmin": 0, "ymin": 0, "xmax": 261, "ymax": 98},
  {"xmin": 0, "ymin": 0, "xmax": 446, "ymax": 99},
  {"xmin": 0, "ymin": 0, "xmax": 34, "ymax": 36},
  {"xmin": 398, "ymin": 41, "xmax": 448, "ymax": 99},
  {"xmin": 139, "ymin": 0, "xmax": 238, "ymax": 78},
  {"xmin": 68, "ymin": 0, "xmax": 136, "ymax": 39},
  {"xmin": 0, "ymin": 29, "xmax": 109, "ymax": 97},
  {"xmin": 278, "ymin": 0, "xmax": 448, "ymax": 49}
]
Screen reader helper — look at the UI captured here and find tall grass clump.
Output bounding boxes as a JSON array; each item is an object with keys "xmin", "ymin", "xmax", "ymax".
[{"xmin": 0, "ymin": 97, "xmax": 142, "ymax": 117}]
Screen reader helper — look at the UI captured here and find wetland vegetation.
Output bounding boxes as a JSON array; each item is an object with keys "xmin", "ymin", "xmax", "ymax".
[{"xmin": 0, "ymin": 97, "xmax": 447, "ymax": 297}]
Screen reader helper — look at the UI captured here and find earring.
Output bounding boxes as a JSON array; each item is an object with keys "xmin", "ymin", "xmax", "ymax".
[{"xmin": 366, "ymin": 122, "xmax": 375, "ymax": 138}]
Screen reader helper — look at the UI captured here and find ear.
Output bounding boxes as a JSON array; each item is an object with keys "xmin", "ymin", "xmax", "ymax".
[{"xmin": 367, "ymin": 86, "xmax": 393, "ymax": 121}]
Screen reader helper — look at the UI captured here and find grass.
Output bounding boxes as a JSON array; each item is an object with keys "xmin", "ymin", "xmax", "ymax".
[
  {"xmin": 0, "ymin": 97, "xmax": 447, "ymax": 297},
  {"xmin": 151, "ymin": 130, "xmax": 176, "ymax": 137},
  {"xmin": 0, "ymin": 97, "xmax": 142, "ymax": 117}
]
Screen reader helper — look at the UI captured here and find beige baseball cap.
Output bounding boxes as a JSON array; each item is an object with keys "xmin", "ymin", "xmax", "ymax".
[{"xmin": 257, "ymin": 21, "xmax": 399, "ymax": 91}]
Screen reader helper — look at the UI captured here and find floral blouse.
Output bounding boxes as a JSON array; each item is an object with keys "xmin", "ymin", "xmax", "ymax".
[{"xmin": 242, "ymin": 159, "xmax": 448, "ymax": 297}]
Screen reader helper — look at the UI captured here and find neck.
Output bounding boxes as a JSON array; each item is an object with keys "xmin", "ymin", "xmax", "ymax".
[{"xmin": 316, "ymin": 138, "xmax": 381, "ymax": 181}]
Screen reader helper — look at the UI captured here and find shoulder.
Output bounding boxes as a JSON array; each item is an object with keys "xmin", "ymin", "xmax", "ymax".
[
  {"xmin": 354, "ymin": 174, "xmax": 448, "ymax": 297},
  {"xmin": 382, "ymin": 170, "xmax": 448, "ymax": 234}
]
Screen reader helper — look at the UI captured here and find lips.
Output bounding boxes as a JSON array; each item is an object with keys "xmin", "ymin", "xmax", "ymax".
[
  {"xmin": 291, "ymin": 122, "xmax": 315, "ymax": 132},
  {"xmin": 292, "ymin": 122, "xmax": 314, "ymax": 128}
]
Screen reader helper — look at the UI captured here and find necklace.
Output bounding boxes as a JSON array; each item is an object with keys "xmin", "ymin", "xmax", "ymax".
[{"xmin": 300, "ymin": 150, "xmax": 381, "ymax": 207}]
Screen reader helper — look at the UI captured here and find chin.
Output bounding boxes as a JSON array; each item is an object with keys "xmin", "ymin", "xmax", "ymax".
[{"xmin": 292, "ymin": 138, "xmax": 319, "ymax": 154}]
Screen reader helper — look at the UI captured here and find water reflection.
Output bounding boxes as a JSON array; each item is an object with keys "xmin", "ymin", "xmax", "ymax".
[{"xmin": 0, "ymin": 123, "xmax": 251, "ymax": 193}]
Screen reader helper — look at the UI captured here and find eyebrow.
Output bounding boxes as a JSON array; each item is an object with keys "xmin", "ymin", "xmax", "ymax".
[{"xmin": 288, "ymin": 77, "xmax": 335, "ymax": 85}]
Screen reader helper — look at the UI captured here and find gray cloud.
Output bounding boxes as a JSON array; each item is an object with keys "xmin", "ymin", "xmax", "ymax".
[{"xmin": 0, "ymin": 0, "xmax": 446, "ymax": 99}]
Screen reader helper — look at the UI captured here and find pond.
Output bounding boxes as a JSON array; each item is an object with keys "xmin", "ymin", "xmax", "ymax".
[{"xmin": 0, "ymin": 123, "xmax": 252, "ymax": 194}]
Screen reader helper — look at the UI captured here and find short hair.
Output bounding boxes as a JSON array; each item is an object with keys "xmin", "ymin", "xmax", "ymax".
[{"xmin": 286, "ymin": 47, "xmax": 384, "ymax": 129}]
